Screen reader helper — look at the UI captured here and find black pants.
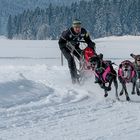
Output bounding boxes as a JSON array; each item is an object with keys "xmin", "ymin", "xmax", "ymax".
[{"xmin": 60, "ymin": 47, "xmax": 82, "ymax": 80}]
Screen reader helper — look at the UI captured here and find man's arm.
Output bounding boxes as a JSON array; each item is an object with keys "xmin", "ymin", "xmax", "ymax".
[{"xmin": 58, "ymin": 30, "xmax": 69, "ymax": 49}]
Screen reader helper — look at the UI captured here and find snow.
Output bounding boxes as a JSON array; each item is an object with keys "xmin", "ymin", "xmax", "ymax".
[{"xmin": 0, "ymin": 36, "xmax": 140, "ymax": 140}]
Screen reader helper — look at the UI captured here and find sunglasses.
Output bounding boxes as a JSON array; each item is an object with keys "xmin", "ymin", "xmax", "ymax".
[{"xmin": 137, "ymin": 60, "xmax": 140, "ymax": 61}]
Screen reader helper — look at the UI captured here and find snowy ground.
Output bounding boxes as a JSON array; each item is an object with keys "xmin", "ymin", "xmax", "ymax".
[{"xmin": 0, "ymin": 36, "xmax": 140, "ymax": 140}]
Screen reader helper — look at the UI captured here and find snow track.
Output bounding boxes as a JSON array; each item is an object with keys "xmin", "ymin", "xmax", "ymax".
[
  {"xmin": 1, "ymin": 37, "xmax": 140, "ymax": 139},
  {"xmin": 0, "ymin": 64, "xmax": 140, "ymax": 140}
]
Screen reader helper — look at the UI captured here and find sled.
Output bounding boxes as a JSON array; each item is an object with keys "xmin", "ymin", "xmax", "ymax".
[{"xmin": 78, "ymin": 47, "xmax": 95, "ymax": 83}]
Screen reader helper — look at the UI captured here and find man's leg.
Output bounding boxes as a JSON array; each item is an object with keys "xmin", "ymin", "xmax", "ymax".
[{"xmin": 61, "ymin": 48, "xmax": 78, "ymax": 83}]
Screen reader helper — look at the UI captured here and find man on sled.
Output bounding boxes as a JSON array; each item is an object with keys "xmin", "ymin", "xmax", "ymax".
[{"xmin": 58, "ymin": 19, "xmax": 96, "ymax": 84}]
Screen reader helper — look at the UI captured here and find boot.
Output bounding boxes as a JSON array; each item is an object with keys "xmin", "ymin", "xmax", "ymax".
[
  {"xmin": 72, "ymin": 78, "xmax": 77, "ymax": 84},
  {"xmin": 72, "ymin": 74, "xmax": 80, "ymax": 84}
]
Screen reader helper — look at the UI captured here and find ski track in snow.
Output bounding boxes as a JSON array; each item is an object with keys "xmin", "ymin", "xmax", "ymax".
[{"xmin": 0, "ymin": 37, "xmax": 140, "ymax": 140}]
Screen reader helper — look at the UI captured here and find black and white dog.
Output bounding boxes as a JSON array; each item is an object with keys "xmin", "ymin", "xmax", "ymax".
[
  {"xmin": 90, "ymin": 54, "xmax": 119, "ymax": 100},
  {"xmin": 118, "ymin": 60, "xmax": 140, "ymax": 101}
]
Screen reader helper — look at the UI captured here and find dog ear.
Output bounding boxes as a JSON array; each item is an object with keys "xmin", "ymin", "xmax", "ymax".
[
  {"xmin": 136, "ymin": 55, "xmax": 140, "ymax": 60},
  {"xmin": 98, "ymin": 53, "xmax": 103, "ymax": 59},
  {"xmin": 119, "ymin": 64, "xmax": 122, "ymax": 68},
  {"xmin": 130, "ymin": 53, "xmax": 136, "ymax": 59},
  {"xmin": 97, "ymin": 53, "xmax": 103, "ymax": 60}
]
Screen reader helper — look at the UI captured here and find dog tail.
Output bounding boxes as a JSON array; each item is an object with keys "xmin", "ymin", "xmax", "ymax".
[{"xmin": 130, "ymin": 53, "xmax": 136, "ymax": 59}]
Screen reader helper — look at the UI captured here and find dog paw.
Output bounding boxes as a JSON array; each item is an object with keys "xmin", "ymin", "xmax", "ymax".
[
  {"xmin": 137, "ymin": 91, "xmax": 140, "ymax": 96},
  {"xmin": 119, "ymin": 91, "xmax": 123, "ymax": 96},
  {"xmin": 131, "ymin": 91, "xmax": 136, "ymax": 95},
  {"xmin": 104, "ymin": 93, "xmax": 108, "ymax": 97},
  {"xmin": 126, "ymin": 96, "xmax": 130, "ymax": 101}
]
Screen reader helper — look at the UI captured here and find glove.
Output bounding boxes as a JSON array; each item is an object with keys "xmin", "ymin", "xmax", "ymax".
[{"xmin": 66, "ymin": 42, "xmax": 75, "ymax": 51}]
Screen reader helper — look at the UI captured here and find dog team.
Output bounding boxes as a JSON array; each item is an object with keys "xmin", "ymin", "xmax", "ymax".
[{"xmin": 58, "ymin": 19, "xmax": 140, "ymax": 101}]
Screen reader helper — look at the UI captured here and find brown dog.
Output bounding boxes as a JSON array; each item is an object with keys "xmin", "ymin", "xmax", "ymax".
[{"xmin": 118, "ymin": 60, "xmax": 139, "ymax": 101}]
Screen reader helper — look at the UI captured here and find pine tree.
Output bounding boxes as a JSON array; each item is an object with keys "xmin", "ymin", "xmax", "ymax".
[
  {"xmin": 6, "ymin": 0, "xmax": 140, "ymax": 39},
  {"xmin": 7, "ymin": 15, "xmax": 13, "ymax": 39}
]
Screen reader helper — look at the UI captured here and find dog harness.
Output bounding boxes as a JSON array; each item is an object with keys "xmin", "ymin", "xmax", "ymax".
[
  {"xmin": 118, "ymin": 60, "xmax": 136, "ymax": 83},
  {"xmin": 94, "ymin": 61, "xmax": 112, "ymax": 83}
]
